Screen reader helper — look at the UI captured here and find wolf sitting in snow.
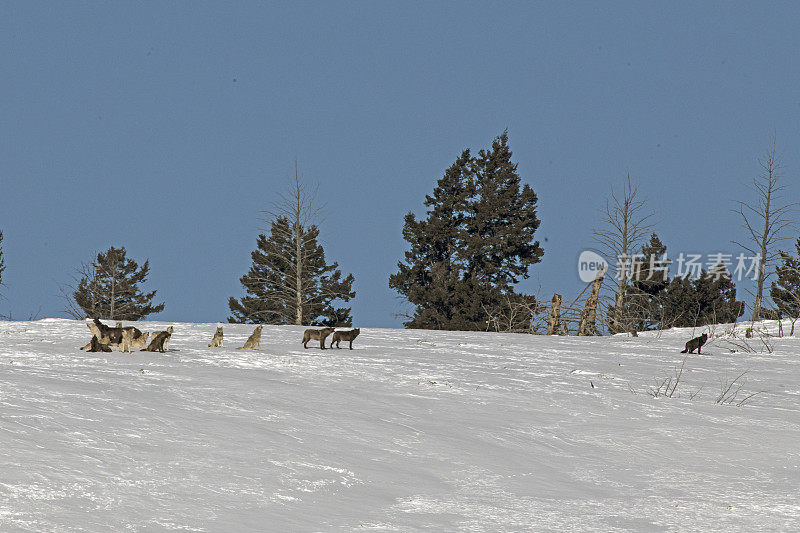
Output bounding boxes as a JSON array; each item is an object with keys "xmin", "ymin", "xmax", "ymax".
[
  {"xmin": 236, "ymin": 325, "xmax": 262, "ymax": 350},
  {"xmin": 142, "ymin": 326, "xmax": 173, "ymax": 353},
  {"xmin": 208, "ymin": 326, "xmax": 224, "ymax": 347},
  {"xmin": 85, "ymin": 335, "xmax": 112, "ymax": 352}
]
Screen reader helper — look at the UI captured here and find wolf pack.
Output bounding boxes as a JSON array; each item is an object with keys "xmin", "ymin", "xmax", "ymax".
[
  {"xmin": 79, "ymin": 317, "xmax": 705, "ymax": 356},
  {"xmin": 79, "ymin": 318, "xmax": 360, "ymax": 354}
]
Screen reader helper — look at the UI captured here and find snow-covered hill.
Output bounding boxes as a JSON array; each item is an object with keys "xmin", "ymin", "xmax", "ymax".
[{"xmin": 1, "ymin": 319, "xmax": 799, "ymax": 531}]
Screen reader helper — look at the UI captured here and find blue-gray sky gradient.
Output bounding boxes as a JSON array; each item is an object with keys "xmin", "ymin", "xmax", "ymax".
[{"xmin": 2, "ymin": 2, "xmax": 798, "ymax": 325}]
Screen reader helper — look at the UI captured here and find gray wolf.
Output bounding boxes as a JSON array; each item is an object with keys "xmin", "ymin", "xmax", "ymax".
[
  {"xmin": 81, "ymin": 318, "xmax": 146, "ymax": 352},
  {"xmin": 119, "ymin": 328, "xmax": 135, "ymax": 353},
  {"xmin": 236, "ymin": 325, "xmax": 262, "ymax": 350},
  {"xmin": 302, "ymin": 327, "xmax": 334, "ymax": 349},
  {"xmin": 330, "ymin": 328, "xmax": 360, "ymax": 349},
  {"xmin": 208, "ymin": 327, "xmax": 224, "ymax": 347}
]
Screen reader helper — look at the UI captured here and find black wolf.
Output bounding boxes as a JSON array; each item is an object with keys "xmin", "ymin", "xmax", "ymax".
[{"xmin": 681, "ymin": 333, "xmax": 708, "ymax": 354}]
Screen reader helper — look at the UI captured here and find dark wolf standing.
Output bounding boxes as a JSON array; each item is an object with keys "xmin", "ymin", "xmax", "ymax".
[
  {"xmin": 302, "ymin": 327, "xmax": 334, "ymax": 349},
  {"xmin": 330, "ymin": 328, "xmax": 360, "ymax": 350},
  {"xmin": 681, "ymin": 333, "xmax": 708, "ymax": 354}
]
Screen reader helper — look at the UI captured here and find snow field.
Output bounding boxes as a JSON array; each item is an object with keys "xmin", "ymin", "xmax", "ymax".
[{"xmin": 1, "ymin": 319, "xmax": 799, "ymax": 531}]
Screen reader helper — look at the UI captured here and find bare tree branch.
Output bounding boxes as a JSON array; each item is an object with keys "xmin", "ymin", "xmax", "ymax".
[
  {"xmin": 733, "ymin": 137, "xmax": 799, "ymax": 321},
  {"xmin": 593, "ymin": 174, "xmax": 656, "ymax": 333}
]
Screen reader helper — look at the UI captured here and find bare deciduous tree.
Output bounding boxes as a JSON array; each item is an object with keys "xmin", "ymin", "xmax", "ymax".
[
  {"xmin": 578, "ymin": 269, "xmax": 605, "ymax": 336},
  {"xmin": 482, "ymin": 291, "xmax": 547, "ymax": 334},
  {"xmin": 60, "ymin": 259, "xmax": 99, "ymax": 320},
  {"xmin": 593, "ymin": 175, "xmax": 655, "ymax": 334},
  {"xmin": 734, "ymin": 138, "xmax": 798, "ymax": 322},
  {"xmin": 263, "ymin": 161, "xmax": 325, "ymax": 325}
]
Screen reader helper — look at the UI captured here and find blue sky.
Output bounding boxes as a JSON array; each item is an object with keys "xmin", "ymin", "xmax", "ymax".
[{"xmin": 1, "ymin": 2, "xmax": 798, "ymax": 326}]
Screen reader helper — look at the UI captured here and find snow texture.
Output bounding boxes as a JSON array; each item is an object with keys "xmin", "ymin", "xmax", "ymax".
[{"xmin": 1, "ymin": 319, "xmax": 799, "ymax": 531}]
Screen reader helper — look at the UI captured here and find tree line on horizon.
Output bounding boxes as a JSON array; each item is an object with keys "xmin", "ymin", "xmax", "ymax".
[
  {"xmin": 388, "ymin": 134, "xmax": 799, "ymax": 335},
  {"xmin": 0, "ymin": 134, "xmax": 797, "ymax": 333}
]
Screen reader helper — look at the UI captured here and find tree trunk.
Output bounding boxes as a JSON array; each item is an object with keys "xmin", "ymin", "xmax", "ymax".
[
  {"xmin": 295, "ymin": 220, "xmax": 303, "ymax": 326},
  {"xmin": 579, "ymin": 273, "xmax": 605, "ymax": 336},
  {"xmin": 752, "ymin": 234, "xmax": 769, "ymax": 322},
  {"xmin": 548, "ymin": 293, "xmax": 561, "ymax": 335},
  {"xmin": 294, "ymin": 165, "xmax": 304, "ymax": 326},
  {"xmin": 110, "ymin": 263, "xmax": 116, "ymax": 320}
]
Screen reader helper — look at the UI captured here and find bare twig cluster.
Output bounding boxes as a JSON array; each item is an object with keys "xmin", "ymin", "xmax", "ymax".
[
  {"xmin": 715, "ymin": 371, "xmax": 761, "ymax": 407},
  {"xmin": 647, "ymin": 355, "xmax": 688, "ymax": 398}
]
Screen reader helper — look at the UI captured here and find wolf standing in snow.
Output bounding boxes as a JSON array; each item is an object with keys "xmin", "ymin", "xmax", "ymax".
[
  {"xmin": 681, "ymin": 333, "xmax": 708, "ymax": 354},
  {"xmin": 302, "ymin": 327, "xmax": 334, "ymax": 349},
  {"xmin": 81, "ymin": 318, "xmax": 147, "ymax": 352},
  {"xmin": 119, "ymin": 328, "xmax": 135, "ymax": 353},
  {"xmin": 330, "ymin": 328, "xmax": 360, "ymax": 350},
  {"xmin": 114, "ymin": 322, "xmax": 149, "ymax": 349}
]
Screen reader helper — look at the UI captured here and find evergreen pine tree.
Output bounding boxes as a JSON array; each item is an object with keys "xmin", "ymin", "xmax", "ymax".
[
  {"xmin": 627, "ymin": 233, "xmax": 669, "ymax": 330},
  {"xmin": 661, "ymin": 275, "xmax": 696, "ymax": 328},
  {"xmin": 770, "ymin": 237, "xmax": 800, "ymax": 330},
  {"xmin": 72, "ymin": 246, "xmax": 164, "ymax": 320},
  {"xmin": 694, "ymin": 264, "xmax": 744, "ymax": 325},
  {"xmin": 229, "ymin": 216, "xmax": 355, "ymax": 326},
  {"xmin": 464, "ymin": 132, "xmax": 544, "ymax": 285},
  {"xmin": 390, "ymin": 133, "xmax": 544, "ymax": 331},
  {"xmin": 389, "ymin": 150, "xmax": 475, "ymax": 329},
  {"xmin": 661, "ymin": 264, "xmax": 743, "ymax": 328}
]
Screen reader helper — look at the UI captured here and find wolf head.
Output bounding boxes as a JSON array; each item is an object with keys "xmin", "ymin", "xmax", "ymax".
[{"xmin": 87, "ymin": 321, "xmax": 100, "ymax": 336}]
